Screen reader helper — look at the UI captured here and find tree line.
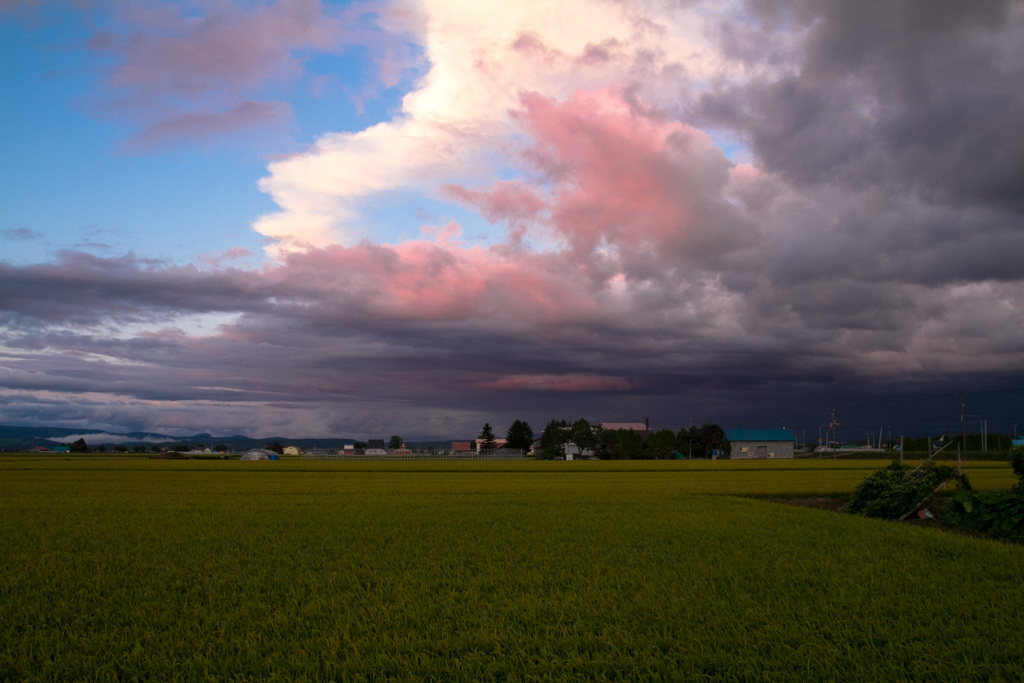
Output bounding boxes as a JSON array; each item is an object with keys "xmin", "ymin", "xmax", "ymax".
[{"xmin": 478, "ymin": 419, "xmax": 729, "ymax": 459}]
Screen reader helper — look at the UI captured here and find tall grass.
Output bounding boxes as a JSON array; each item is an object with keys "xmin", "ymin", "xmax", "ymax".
[{"xmin": 2, "ymin": 459, "xmax": 1022, "ymax": 680}]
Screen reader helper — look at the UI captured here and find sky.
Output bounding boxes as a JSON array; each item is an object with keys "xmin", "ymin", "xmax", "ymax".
[{"xmin": 3, "ymin": 0, "xmax": 1024, "ymax": 443}]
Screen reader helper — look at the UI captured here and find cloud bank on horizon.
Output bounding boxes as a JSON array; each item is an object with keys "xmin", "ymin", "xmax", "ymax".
[{"xmin": 3, "ymin": 0, "xmax": 1024, "ymax": 439}]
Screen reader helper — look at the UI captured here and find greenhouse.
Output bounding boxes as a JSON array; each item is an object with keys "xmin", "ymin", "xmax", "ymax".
[{"xmin": 240, "ymin": 449, "xmax": 279, "ymax": 461}]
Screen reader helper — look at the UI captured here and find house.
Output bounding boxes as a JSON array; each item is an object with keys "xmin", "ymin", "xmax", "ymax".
[
  {"xmin": 724, "ymin": 428, "xmax": 795, "ymax": 459},
  {"xmin": 475, "ymin": 438, "xmax": 507, "ymax": 452},
  {"xmin": 451, "ymin": 441, "xmax": 472, "ymax": 453},
  {"xmin": 562, "ymin": 441, "xmax": 595, "ymax": 460}
]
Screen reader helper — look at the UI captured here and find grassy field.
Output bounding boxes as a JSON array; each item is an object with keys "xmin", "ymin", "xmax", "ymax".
[{"xmin": 2, "ymin": 457, "xmax": 1022, "ymax": 681}]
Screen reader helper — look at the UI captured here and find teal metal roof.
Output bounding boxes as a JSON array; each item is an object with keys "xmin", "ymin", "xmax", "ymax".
[{"xmin": 724, "ymin": 428, "xmax": 794, "ymax": 442}]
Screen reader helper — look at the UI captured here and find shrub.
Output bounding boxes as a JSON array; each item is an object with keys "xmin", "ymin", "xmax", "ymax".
[
  {"xmin": 1011, "ymin": 447, "xmax": 1024, "ymax": 492},
  {"xmin": 841, "ymin": 461, "xmax": 969, "ymax": 519},
  {"xmin": 943, "ymin": 447, "xmax": 1024, "ymax": 540},
  {"xmin": 943, "ymin": 490, "xmax": 1024, "ymax": 540}
]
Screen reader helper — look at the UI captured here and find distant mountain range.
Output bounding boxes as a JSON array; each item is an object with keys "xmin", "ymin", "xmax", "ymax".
[
  {"xmin": 0, "ymin": 425, "xmax": 454, "ymax": 452},
  {"xmin": 0, "ymin": 424, "xmax": 346, "ymax": 452}
]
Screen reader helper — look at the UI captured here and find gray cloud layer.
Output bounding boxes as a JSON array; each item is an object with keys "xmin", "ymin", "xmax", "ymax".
[{"xmin": 3, "ymin": 0, "xmax": 1024, "ymax": 439}]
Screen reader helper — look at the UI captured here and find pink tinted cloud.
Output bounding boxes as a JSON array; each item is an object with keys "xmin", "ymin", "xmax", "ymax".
[
  {"xmin": 476, "ymin": 374, "xmax": 633, "ymax": 392},
  {"xmin": 194, "ymin": 246, "xmax": 257, "ymax": 270},
  {"xmin": 270, "ymin": 87, "xmax": 746, "ymax": 330},
  {"xmin": 440, "ymin": 87, "xmax": 739, "ymax": 269},
  {"xmin": 442, "ymin": 181, "xmax": 548, "ymax": 225},
  {"xmin": 510, "ymin": 87, "xmax": 735, "ymax": 257},
  {"xmin": 271, "ymin": 226, "xmax": 600, "ymax": 325}
]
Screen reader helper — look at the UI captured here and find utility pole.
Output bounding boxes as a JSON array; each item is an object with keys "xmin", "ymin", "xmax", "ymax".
[
  {"xmin": 830, "ymin": 408, "xmax": 839, "ymax": 458},
  {"xmin": 960, "ymin": 393, "xmax": 966, "ymax": 458},
  {"xmin": 960, "ymin": 392, "xmax": 966, "ymax": 476}
]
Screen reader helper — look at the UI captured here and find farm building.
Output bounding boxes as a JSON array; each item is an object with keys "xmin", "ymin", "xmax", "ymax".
[
  {"xmin": 475, "ymin": 437, "xmax": 507, "ymax": 452},
  {"xmin": 563, "ymin": 442, "xmax": 596, "ymax": 460},
  {"xmin": 365, "ymin": 439, "xmax": 387, "ymax": 455},
  {"xmin": 283, "ymin": 446, "xmax": 302, "ymax": 456},
  {"xmin": 724, "ymin": 428, "xmax": 795, "ymax": 459},
  {"xmin": 241, "ymin": 449, "xmax": 279, "ymax": 461}
]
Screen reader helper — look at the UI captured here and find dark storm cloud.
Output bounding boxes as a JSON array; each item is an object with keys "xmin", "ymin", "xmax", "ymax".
[
  {"xmin": 0, "ymin": 253, "xmax": 266, "ymax": 326},
  {"xmin": 705, "ymin": 0, "xmax": 1024, "ymax": 208},
  {"xmin": 687, "ymin": 0, "xmax": 1024, "ymax": 395},
  {"xmin": 1, "ymin": 246, "xmax": 817, "ymax": 435}
]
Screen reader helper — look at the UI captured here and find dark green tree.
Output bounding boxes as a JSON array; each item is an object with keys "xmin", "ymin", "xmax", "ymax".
[
  {"xmin": 617, "ymin": 428, "xmax": 645, "ymax": 459},
  {"xmin": 132, "ymin": 445, "xmax": 147, "ymax": 453},
  {"xmin": 389, "ymin": 435, "xmax": 403, "ymax": 449},
  {"xmin": 570, "ymin": 418, "xmax": 596, "ymax": 456},
  {"xmin": 649, "ymin": 428, "xmax": 677, "ymax": 459},
  {"xmin": 265, "ymin": 440, "xmax": 284, "ymax": 454},
  {"xmin": 215, "ymin": 444, "xmax": 228, "ymax": 453},
  {"xmin": 591, "ymin": 424, "xmax": 607, "ymax": 458},
  {"xmin": 68, "ymin": 438, "xmax": 89, "ymax": 453},
  {"xmin": 675, "ymin": 428, "xmax": 692, "ymax": 458},
  {"xmin": 600, "ymin": 429, "xmax": 618, "ymax": 459},
  {"xmin": 505, "ymin": 420, "xmax": 534, "ymax": 452},
  {"xmin": 539, "ymin": 419, "xmax": 569, "ymax": 459},
  {"xmin": 603, "ymin": 428, "xmax": 645, "ymax": 459},
  {"xmin": 678, "ymin": 424, "xmax": 727, "ymax": 458},
  {"xmin": 478, "ymin": 423, "xmax": 498, "ymax": 450}
]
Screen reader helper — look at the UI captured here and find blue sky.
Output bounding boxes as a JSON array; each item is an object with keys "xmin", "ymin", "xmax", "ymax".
[
  {"xmin": 1, "ymin": 0, "xmax": 421, "ymax": 264},
  {"xmin": 3, "ymin": 0, "xmax": 1024, "ymax": 441}
]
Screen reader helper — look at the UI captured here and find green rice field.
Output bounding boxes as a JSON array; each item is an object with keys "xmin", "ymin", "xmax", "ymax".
[{"xmin": 2, "ymin": 457, "xmax": 1022, "ymax": 681}]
